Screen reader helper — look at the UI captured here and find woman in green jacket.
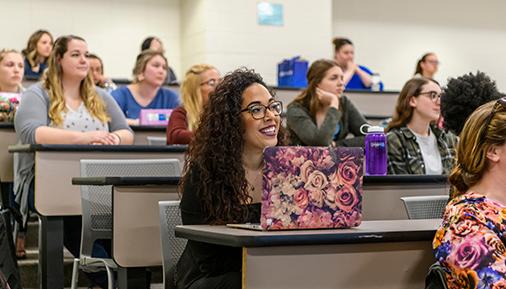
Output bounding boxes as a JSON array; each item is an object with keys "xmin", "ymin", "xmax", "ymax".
[{"xmin": 286, "ymin": 59, "xmax": 367, "ymax": 146}]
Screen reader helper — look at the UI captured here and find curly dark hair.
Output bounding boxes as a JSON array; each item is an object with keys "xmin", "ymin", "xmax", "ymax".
[
  {"xmin": 442, "ymin": 71, "xmax": 503, "ymax": 135},
  {"xmin": 180, "ymin": 67, "xmax": 285, "ymax": 225}
]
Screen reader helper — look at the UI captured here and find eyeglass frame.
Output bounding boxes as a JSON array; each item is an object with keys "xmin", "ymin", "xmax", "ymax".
[
  {"xmin": 417, "ymin": 91, "xmax": 442, "ymax": 103},
  {"xmin": 479, "ymin": 97, "xmax": 506, "ymax": 141},
  {"xmin": 240, "ymin": 100, "xmax": 283, "ymax": 120},
  {"xmin": 200, "ymin": 78, "xmax": 221, "ymax": 87}
]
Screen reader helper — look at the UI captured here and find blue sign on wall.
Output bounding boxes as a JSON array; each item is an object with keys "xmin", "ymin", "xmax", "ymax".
[{"xmin": 257, "ymin": 2, "xmax": 284, "ymax": 26}]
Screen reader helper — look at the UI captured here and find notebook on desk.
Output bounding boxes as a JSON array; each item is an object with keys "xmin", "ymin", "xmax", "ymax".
[
  {"xmin": 228, "ymin": 146, "xmax": 364, "ymax": 231},
  {"xmin": 139, "ymin": 109, "xmax": 173, "ymax": 126}
]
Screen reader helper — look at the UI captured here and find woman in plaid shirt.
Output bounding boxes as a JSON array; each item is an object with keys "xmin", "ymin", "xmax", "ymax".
[{"xmin": 386, "ymin": 77, "xmax": 457, "ymax": 175}]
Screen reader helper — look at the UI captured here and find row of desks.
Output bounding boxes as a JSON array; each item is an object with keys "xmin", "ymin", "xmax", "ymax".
[
  {"xmin": 0, "ymin": 123, "xmax": 167, "ymax": 182},
  {"xmin": 22, "ymin": 78, "xmax": 399, "ymax": 118},
  {"xmin": 74, "ymin": 175, "xmax": 441, "ymax": 289},
  {"xmin": 0, "ymin": 88, "xmax": 398, "ymax": 180},
  {"xmin": 8, "ymin": 144, "xmax": 445, "ymax": 289}
]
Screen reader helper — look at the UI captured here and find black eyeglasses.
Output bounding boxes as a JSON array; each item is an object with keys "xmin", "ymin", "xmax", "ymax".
[
  {"xmin": 418, "ymin": 91, "xmax": 441, "ymax": 103},
  {"xmin": 200, "ymin": 78, "xmax": 220, "ymax": 87},
  {"xmin": 480, "ymin": 97, "xmax": 506, "ymax": 141},
  {"xmin": 240, "ymin": 101, "xmax": 283, "ymax": 120}
]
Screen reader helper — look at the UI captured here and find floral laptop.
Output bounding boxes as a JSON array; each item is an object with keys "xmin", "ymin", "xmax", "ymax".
[{"xmin": 228, "ymin": 146, "xmax": 364, "ymax": 231}]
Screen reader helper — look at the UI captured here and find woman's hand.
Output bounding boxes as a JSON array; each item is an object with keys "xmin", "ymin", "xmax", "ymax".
[
  {"xmin": 316, "ymin": 88, "xmax": 340, "ymax": 109},
  {"xmin": 83, "ymin": 131, "xmax": 117, "ymax": 145},
  {"xmin": 127, "ymin": 118, "xmax": 140, "ymax": 126}
]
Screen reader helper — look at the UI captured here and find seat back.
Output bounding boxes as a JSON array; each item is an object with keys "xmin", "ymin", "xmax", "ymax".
[
  {"xmin": 79, "ymin": 159, "xmax": 180, "ymax": 259},
  {"xmin": 147, "ymin": 136, "xmax": 167, "ymax": 146},
  {"xmin": 158, "ymin": 200, "xmax": 186, "ymax": 289},
  {"xmin": 425, "ymin": 262, "xmax": 449, "ymax": 289},
  {"xmin": 400, "ymin": 195, "xmax": 448, "ymax": 219}
]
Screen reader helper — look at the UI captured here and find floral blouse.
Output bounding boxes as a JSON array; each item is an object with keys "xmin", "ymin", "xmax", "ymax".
[{"xmin": 433, "ymin": 192, "xmax": 506, "ymax": 289}]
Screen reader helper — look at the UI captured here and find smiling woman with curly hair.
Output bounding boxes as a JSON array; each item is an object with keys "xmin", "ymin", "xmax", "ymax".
[{"xmin": 175, "ymin": 68, "xmax": 285, "ymax": 289}]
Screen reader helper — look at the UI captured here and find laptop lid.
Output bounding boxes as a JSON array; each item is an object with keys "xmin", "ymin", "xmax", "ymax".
[
  {"xmin": 139, "ymin": 109, "xmax": 173, "ymax": 126},
  {"xmin": 261, "ymin": 146, "xmax": 364, "ymax": 230}
]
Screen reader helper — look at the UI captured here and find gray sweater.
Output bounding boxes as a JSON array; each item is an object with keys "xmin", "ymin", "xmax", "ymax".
[
  {"xmin": 12, "ymin": 82, "xmax": 131, "ymax": 229},
  {"xmin": 15, "ymin": 82, "xmax": 131, "ymax": 144},
  {"xmin": 286, "ymin": 95, "xmax": 368, "ymax": 146}
]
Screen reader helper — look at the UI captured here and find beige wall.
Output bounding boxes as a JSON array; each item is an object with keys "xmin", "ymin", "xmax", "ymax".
[
  {"xmin": 180, "ymin": 0, "xmax": 333, "ymax": 85},
  {"xmin": 4, "ymin": 0, "xmax": 506, "ymax": 90},
  {"xmin": 332, "ymin": 0, "xmax": 506, "ymax": 91},
  {"xmin": 0, "ymin": 0, "xmax": 181, "ymax": 80}
]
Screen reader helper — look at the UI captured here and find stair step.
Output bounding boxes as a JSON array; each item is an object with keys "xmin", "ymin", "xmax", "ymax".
[{"xmin": 24, "ymin": 220, "xmax": 39, "ymax": 249}]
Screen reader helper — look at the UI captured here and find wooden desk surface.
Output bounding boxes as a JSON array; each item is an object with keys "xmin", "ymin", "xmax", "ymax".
[
  {"xmin": 130, "ymin": 125, "xmax": 166, "ymax": 145},
  {"xmin": 8, "ymin": 144, "xmax": 187, "ymax": 216},
  {"xmin": 176, "ymin": 219, "xmax": 440, "ymax": 247},
  {"xmin": 73, "ymin": 175, "xmax": 449, "ymax": 220},
  {"xmin": 9, "ymin": 143, "xmax": 187, "ymax": 153}
]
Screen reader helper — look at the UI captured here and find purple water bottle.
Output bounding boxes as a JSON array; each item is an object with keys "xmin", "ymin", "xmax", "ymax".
[{"xmin": 363, "ymin": 125, "xmax": 388, "ymax": 175}]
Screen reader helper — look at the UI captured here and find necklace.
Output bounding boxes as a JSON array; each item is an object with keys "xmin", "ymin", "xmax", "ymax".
[{"xmin": 247, "ymin": 169, "xmax": 262, "ymax": 192}]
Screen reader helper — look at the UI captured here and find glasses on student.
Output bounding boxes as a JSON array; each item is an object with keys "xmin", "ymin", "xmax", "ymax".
[
  {"xmin": 240, "ymin": 101, "xmax": 283, "ymax": 120},
  {"xmin": 425, "ymin": 59, "xmax": 440, "ymax": 65},
  {"xmin": 418, "ymin": 91, "xmax": 441, "ymax": 102},
  {"xmin": 480, "ymin": 97, "xmax": 506, "ymax": 141},
  {"xmin": 200, "ymin": 78, "xmax": 220, "ymax": 87}
]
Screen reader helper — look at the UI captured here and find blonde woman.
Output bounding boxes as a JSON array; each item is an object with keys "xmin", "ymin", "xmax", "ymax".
[
  {"xmin": 433, "ymin": 98, "xmax": 506, "ymax": 288},
  {"xmin": 0, "ymin": 49, "xmax": 25, "ymax": 122},
  {"xmin": 166, "ymin": 64, "xmax": 220, "ymax": 144},
  {"xmin": 0, "ymin": 49, "xmax": 24, "ymax": 259},
  {"xmin": 15, "ymin": 35, "xmax": 133, "ymax": 289},
  {"xmin": 0, "ymin": 49, "xmax": 24, "ymax": 93},
  {"xmin": 21, "ymin": 29, "xmax": 53, "ymax": 79},
  {"xmin": 111, "ymin": 50, "xmax": 180, "ymax": 125}
]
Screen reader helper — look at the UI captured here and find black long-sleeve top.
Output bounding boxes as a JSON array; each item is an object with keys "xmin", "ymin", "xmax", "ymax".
[{"xmin": 175, "ymin": 167, "xmax": 260, "ymax": 289}]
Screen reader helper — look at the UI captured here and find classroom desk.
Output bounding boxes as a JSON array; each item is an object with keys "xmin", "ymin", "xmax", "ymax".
[
  {"xmin": 273, "ymin": 88, "xmax": 399, "ymax": 118},
  {"xmin": 130, "ymin": 125, "xmax": 167, "ymax": 145},
  {"xmin": 70, "ymin": 175, "xmax": 445, "ymax": 288},
  {"xmin": 8, "ymin": 144, "xmax": 187, "ymax": 289},
  {"xmin": 176, "ymin": 219, "xmax": 439, "ymax": 289},
  {"xmin": 72, "ymin": 176, "xmax": 180, "ymax": 289},
  {"xmin": 111, "ymin": 80, "xmax": 399, "ymax": 120},
  {"xmin": 363, "ymin": 175, "xmax": 449, "ymax": 220},
  {"xmin": 0, "ymin": 123, "xmax": 16, "ymax": 182}
]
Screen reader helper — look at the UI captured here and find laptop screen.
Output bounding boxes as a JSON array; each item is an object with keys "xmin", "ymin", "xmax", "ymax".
[{"xmin": 261, "ymin": 146, "xmax": 364, "ymax": 230}]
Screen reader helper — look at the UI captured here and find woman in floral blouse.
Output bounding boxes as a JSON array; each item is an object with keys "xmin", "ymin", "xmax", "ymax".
[{"xmin": 433, "ymin": 97, "xmax": 506, "ymax": 288}]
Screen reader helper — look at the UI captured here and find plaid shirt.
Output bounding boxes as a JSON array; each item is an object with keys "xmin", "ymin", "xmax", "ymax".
[{"xmin": 387, "ymin": 125, "xmax": 457, "ymax": 175}]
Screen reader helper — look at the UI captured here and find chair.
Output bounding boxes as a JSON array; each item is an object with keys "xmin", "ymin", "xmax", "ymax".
[
  {"xmin": 158, "ymin": 200, "xmax": 186, "ymax": 289},
  {"xmin": 400, "ymin": 195, "xmax": 448, "ymax": 219},
  {"xmin": 71, "ymin": 159, "xmax": 181, "ymax": 289},
  {"xmin": 147, "ymin": 136, "xmax": 168, "ymax": 146},
  {"xmin": 425, "ymin": 262, "xmax": 449, "ymax": 289}
]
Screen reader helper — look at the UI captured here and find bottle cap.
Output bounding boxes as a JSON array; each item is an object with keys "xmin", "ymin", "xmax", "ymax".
[{"xmin": 367, "ymin": 125, "xmax": 384, "ymax": 133}]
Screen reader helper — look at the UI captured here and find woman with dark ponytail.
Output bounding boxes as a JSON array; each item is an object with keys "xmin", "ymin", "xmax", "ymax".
[{"xmin": 433, "ymin": 98, "xmax": 506, "ymax": 288}]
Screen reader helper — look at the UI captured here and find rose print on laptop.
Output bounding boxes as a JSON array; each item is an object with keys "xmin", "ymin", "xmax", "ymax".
[{"xmin": 261, "ymin": 146, "xmax": 364, "ymax": 230}]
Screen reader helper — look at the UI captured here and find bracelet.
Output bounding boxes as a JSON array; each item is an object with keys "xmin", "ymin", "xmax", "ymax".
[{"xmin": 112, "ymin": 132, "xmax": 122, "ymax": 144}]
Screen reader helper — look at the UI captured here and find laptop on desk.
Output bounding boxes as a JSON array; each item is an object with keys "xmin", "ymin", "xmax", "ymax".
[
  {"xmin": 139, "ymin": 109, "xmax": 173, "ymax": 126},
  {"xmin": 228, "ymin": 146, "xmax": 364, "ymax": 231}
]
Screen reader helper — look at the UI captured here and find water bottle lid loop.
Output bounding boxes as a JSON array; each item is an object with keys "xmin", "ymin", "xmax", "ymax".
[{"xmin": 360, "ymin": 124, "xmax": 385, "ymax": 135}]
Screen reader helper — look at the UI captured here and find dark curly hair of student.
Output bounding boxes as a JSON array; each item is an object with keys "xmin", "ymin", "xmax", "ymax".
[
  {"xmin": 179, "ymin": 67, "xmax": 285, "ymax": 225},
  {"xmin": 441, "ymin": 71, "xmax": 503, "ymax": 135}
]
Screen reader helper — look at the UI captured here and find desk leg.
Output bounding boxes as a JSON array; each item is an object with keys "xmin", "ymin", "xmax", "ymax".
[
  {"xmin": 118, "ymin": 267, "xmax": 149, "ymax": 289},
  {"xmin": 39, "ymin": 216, "xmax": 64, "ymax": 289}
]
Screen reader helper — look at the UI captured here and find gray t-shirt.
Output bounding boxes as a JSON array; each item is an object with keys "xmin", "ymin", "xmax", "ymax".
[
  {"xmin": 412, "ymin": 129, "xmax": 442, "ymax": 175},
  {"xmin": 60, "ymin": 102, "xmax": 109, "ymax": 132},
  {"xmin": 15, "ymin": 82, "xmax": 131, "ymax": 144}
]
